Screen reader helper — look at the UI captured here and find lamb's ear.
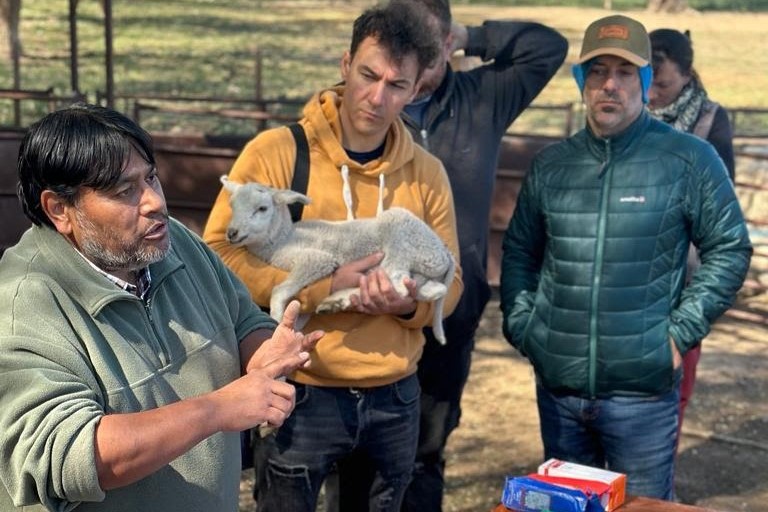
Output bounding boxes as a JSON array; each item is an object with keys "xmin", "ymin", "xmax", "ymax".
[
  {"xmin": 273, "ymin": 189, "xmax": 311, "ymax": 206},
  {"xmin": 220, "ymin": 175, "xmax": 240, "ymax": 194}
]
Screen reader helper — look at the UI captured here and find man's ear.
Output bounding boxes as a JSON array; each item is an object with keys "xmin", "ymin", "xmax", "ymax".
[
  {"xmin": 340, "ymin": 50, "xmax": 351, "ymax": 81},
  {"xmin": 40, "ymin": 189, "xmax": 74, "ymax": 235},
  {"xmin": 444, "ymin": 33, "xmax": 455, "ymax": 56}
]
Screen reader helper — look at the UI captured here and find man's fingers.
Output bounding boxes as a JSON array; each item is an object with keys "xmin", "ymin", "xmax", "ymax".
[
  {"xmin": 374, "ymin": 269, "xmax": 396, "ymax": 296},
  {"xmin": 266, "ymin": 381, "xmax": 296, "ymax": 405},
  {"xmin": 302, "ymin": 330, "xmax": 324, "ymax": 351},
  {"xmin": 263, "ymin": 351, "xmax": 311, "ymax": 380},
  {"xmin": 403, "ymin": 277, "xmax": 418, "ymax": 298},
  {"xmin": 352, "ymin": 251, "xmax": 384, "ymax": 272},
  {"xmin": 358, "ymin": 273, "xmax": 371, "ymax": 306},
  {"xmin": 279, "ymin": 300, "xmax": 301, "ymax": 330}
]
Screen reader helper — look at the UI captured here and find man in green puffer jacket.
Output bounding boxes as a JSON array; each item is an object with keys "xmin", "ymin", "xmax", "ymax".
[{"xmin": 500, "ymin": 15, "xmax": 751, "ymax": 501}]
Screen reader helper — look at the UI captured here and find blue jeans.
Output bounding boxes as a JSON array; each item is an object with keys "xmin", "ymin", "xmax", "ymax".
[
  {"xmin": 328, "ymin": 264, "xmax": 490, "ymax": 512},
  {"xmin": 536, "ymin": 381, "xmax": 680, "ymax": 500},
  {"xmin": 256, "ymin": 374, "xmax": 420, "ymax": 512},
  {"xmin": 326, "ymin": 328, "xmax": 475, "ymax": 512}
]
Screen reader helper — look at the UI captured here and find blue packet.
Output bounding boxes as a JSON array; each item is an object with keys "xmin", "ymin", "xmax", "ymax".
[{"xmin": 501, "ymin": 476, "xmax": 605, "ymax": 512}]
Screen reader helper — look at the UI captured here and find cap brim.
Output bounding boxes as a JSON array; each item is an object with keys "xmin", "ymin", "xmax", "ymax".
[{"xmin": 577, "ymin": 48, "xmax": 648, "ymax": 67}]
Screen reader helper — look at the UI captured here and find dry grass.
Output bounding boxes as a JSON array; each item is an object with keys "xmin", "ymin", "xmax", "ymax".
[
  {"xmin": 2, "ymin": 2, "xmax": 767, "ymax": 131},
  {"xmin": 449, "ymin": 6, "xmax": 768, "ymax": 108}
]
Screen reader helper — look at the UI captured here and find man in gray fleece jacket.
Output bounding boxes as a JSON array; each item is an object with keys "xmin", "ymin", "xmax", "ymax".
[{"xmin": 0, "ymin": 103, "xmax": 321, "ymax": 511}]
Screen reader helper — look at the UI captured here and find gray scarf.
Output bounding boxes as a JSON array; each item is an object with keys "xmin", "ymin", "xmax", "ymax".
[{"xmin": 648, "ymin": 79, "xmax": 708, "ymax": 133}]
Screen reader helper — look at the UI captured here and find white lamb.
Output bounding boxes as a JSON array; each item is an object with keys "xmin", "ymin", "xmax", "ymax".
[{"xmin": 220, "ymin": 176, "xmax": 455, "ymax": 344}]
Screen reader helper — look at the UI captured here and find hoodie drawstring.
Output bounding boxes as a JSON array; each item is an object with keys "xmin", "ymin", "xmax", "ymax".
[
  {"xmin": 341, "ymin": 165, "xmax": 354, "ymax": 220},
  {"xmin": 377, "ymin": 174, "xmax": 385, "ymax": 217},
  {"xmin": 339, "ymin": 166, "xmax": 386, "ymax": 220}
]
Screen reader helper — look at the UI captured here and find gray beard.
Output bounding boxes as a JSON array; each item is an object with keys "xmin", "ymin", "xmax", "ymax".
[
  {"xmin": 76, "ymin": 210, "xmax": 170, "ymax": 273},
  {"xmin": 80, "ymin": 236, "xmax": 169, "ymax": 273}
]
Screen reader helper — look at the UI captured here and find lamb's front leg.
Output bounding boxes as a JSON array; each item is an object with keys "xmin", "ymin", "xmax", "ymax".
[{"xmin": 269, "ymin": 251, "xmax": 337, "ymax": 321}]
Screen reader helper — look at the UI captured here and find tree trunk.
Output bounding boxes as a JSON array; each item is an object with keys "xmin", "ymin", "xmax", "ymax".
[
  {"xmin": 647, "ymin": 0, "xmax": 688, "ymax": 12},
  {"xmin": 0, "ymin": 0, "xmax": 23, "ymax": 125}
]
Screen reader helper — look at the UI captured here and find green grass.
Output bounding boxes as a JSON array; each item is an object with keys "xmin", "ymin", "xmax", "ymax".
[{"xmin": 1, "ymin": 1, "xmax": 767, "ymax": 134}]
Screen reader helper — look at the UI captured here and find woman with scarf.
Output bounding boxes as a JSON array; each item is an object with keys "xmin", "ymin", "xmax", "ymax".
[
  {"xmin": 648, "ymin": 28, "xmax": 735, "ymax": 179},
  {"xmin": 647, "ymin": 28, "xmax": 736, "ymax": 444}
]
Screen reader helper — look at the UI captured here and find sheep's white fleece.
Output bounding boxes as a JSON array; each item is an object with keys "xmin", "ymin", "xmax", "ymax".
[{"xmin": 221, "ymin": 176, "xmax": 455, "ymax": 344}]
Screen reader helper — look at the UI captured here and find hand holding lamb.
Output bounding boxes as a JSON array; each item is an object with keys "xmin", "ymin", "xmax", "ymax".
[{"xmin": 220, "ymin": 176, "xmax": 455, "ymax": 344}]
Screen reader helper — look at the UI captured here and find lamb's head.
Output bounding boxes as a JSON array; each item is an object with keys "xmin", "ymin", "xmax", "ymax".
[{"xmin": 220, "ymin": 175, "xmax": 311, "ymax": 248}]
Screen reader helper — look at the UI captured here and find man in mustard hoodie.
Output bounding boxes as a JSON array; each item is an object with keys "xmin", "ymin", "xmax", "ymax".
[{"xmin": 203, "ymin": 3, "xmax": 462, "ymax": 511}]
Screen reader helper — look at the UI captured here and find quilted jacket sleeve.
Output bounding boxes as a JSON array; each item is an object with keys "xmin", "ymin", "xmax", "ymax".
[
  {"xmin": 499, "ymin": 160, "xmax": 546, "ymax": 353},
  {"xmin": 669, "ymin": 142, "xmax": 752, "ymax": 353}
]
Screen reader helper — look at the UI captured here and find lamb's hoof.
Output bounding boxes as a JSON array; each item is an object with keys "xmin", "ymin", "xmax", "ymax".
[
  {"xmin": 417, "ymin": 282, "xmax": 447, "ymax": 301},
  {"xmin": 316, "ymin": 298, "xmax": 349, "ymax": 314},
  {"xmin": 259, "ymin": 423, "xmax": 277, "ymax": 438}
]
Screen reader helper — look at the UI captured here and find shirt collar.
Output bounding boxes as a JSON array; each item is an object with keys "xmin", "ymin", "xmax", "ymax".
[{"xmin": 74, "ymin": 247, "xmax": 152, "ymax": 299}]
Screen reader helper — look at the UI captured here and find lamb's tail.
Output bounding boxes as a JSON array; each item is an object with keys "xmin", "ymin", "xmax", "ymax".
[
  {"xmin": 432, "ymin": 253, "xmax": 456, "ymax": 345},
  {"xmin": 432, "ymin": 296, "xmax": 447, "ymax": 345}
]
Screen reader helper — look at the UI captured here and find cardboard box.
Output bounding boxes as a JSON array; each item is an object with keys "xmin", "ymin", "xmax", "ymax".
[
  {"xmin": 529, "ymin": 474, "xmax": 612, "ymax": 511},
  {"xmin": 537, "ymin": 459, "xmax": 626, "ymax": 511}
]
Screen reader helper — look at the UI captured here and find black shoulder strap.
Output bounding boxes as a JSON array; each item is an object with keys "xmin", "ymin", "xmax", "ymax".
[{"xmin": 287, "ymin": 122, "xmax": 310, "ymax": 222}]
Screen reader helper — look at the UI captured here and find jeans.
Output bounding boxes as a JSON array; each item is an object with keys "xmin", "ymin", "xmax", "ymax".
[
  {"xmin": 536, "ymin": 381, "xmax": 680, "ymax": 500},
  {"xmin": 327, "ymin": 263, "xmax": 489, "ymax": 512},
  {"xmin": 326, "ymin": 330, "xmax": 475, "ymax": 512},
  {"xmin": 256, "ymin": 374, "xmax": 420, "ymax": 512}
]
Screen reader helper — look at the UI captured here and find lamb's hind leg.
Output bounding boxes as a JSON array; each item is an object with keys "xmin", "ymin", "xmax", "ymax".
[
  {"xmin": 416, "ymin": 280, "xmax": 448, "ymax": 302},
  {"xmin": 316, "ymin": 269, "xmax": 416, "ymax": 314}
]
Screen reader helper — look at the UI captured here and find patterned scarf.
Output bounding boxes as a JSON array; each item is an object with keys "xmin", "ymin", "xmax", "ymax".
[{"xmin": 648, "ymin": 79, "xmax": 709, "ymax": 133}]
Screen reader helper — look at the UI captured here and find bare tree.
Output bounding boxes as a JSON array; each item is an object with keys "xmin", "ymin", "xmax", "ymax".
[
  {"xmin": 0, "ymin": 0, "xmax": 21, "ymax": 83},
  {"xmin": 647, "ymin": 0, "xmax": 689, "ymax": 12},
  {"xmin": 0, "ymin": 0, "xmax": 22, "ymax": 123}
]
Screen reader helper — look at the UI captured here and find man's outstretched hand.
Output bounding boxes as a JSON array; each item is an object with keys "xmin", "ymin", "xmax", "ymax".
[{"xmin": 246, "ymin": 300, "xmax": 324, "ymax": 375}]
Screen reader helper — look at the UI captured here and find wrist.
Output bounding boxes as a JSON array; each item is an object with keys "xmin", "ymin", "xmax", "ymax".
[{"xmin": 450, "ymin": 23, "xmax": 469, "ymax": 52}]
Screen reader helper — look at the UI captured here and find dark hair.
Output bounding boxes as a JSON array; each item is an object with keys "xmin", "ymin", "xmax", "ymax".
[
  {"xmin": 350, "ymin": 2, "xmax": 439, "ymax": 79},
  {"xmin": 395, "ymin": 0, "xmax": 452, "ymax": 39},
  {"xmin": 649, "ymin": 28, "xmax": 697, "ymax": 79},
  {"xmin": 17, "ymin": 103, "xmax": 155, "ymax": 228}
]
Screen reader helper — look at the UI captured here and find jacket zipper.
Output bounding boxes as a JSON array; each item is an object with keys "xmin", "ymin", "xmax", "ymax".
[
  {"xmin": 589, "ymin": 139, "xmax": 612, "ymax": 397},
  {"xmin": 142, "ymin": 295, "xmax": 169, "ymax": 367}
]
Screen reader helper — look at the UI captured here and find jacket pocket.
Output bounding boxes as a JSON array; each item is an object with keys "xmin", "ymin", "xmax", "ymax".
[{"xmin": 507, "ymin": 290, "xmax": 536, "ymax": 356}]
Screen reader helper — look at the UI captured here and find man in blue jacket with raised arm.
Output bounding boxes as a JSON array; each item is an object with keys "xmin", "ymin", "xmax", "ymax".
[{"xmin": 501, "ymin": 14, "xmax": 751, "ymax": 500}]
